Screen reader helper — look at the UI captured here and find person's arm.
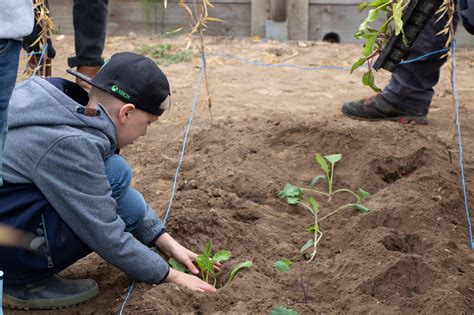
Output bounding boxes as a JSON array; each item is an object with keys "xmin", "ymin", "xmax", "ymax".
[
  {"xmin": 155, "ymin": 232, "xmax": 220, "ymax": 292},
  {"xmin": 33, "ymin": 135, "xmax": 170, "ymax": 283},
  {"xmin": 130, "ymin": 204, "xmax": 167, "ymax": 246}
]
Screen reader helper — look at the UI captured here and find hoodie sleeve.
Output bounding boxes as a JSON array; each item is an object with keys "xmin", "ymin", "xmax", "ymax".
[
  {"xmin": 33, "ymin": 135, "xmax": 170, "ymax": 283},
  {"xmin": 132, "ymin": 204, "xmax": 167, "ymax": 246}
]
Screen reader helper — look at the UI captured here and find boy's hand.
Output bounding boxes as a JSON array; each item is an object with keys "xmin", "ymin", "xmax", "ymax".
[
  {"xmin": 155, "ymin": 233, "xmax": 222, "ymax": 274},
  {"xmin": 164, "ymin": 268, "xmax": 216, "ymax": 292}
]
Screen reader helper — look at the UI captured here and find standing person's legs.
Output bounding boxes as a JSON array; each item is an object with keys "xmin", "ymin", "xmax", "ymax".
[
  {"xmin": 381, "ymin": 14, "xmax": 453, "ymax": 116},
  {"xmin": 0, "ymin": 39, "xmax": 21, "ymax": 187},
  {"xmin": 68, "ymin": 0, "xmax": 109, "ymax": 90},
  {"xmin": 342, "ymin": 12, "xmax": 456, "ymax": 124}
]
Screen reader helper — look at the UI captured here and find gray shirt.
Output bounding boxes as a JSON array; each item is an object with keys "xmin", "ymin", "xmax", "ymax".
[{"xmin": 0, "ymin": 0, "xmax": 34, "ymax": 40}]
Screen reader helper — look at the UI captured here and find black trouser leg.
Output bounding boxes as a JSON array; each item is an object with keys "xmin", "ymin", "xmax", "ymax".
[
  {"xmin": 381, "ymin": 12, "xmax": 457, "ymax": 116},
  {"xmin": 67, "ymin": 0, "xmax": 109, "ymax": 68}
]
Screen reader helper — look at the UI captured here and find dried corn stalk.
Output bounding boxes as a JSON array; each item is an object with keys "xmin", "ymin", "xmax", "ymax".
[
  {"xmin": 179, "ymin": 0, "xmax": 224, "ymax": 117},
  {"xmin": 25, "ymin": 0, "xmax": 56, "ymax": 77},
  {"xmin": 436, "ymin": 0, "xmax": 456, "ymax": 50}
]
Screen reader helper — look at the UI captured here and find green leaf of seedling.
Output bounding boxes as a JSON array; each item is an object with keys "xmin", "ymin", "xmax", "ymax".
[
  {"xmin": 195, "ymin": 254, "xmax": 214, "ymax": 280},
  {"xmin": 196, "ymin": 241, "xmax": 214, "ymax": 281},
  {"xmin": 354, "ymin": 28, "xmax": 378, "ymax": 40},
  {"xmin": 311, "ymin": 175, "xmax": 326, "ymax": 186},
  {"xmin": 203, "ymin": 240, "xmax": 212, "ymax": 258},
  {"xmin": 324, "ymin": 154, "xmax": 342, "ymax": 165},
  {"xmin": 287, "ymin": 197, "xmax": 299, "ymax": 205},
  {"xmin": 168, "ymin": 257, "xmax": 187, "ymax": 273},
  {"xmin": 359, "ymin": 0, "xmax": 390, "ymax": 11},
  {"xmin": 367, "ymin": 70, "xmax": 382, "ymax": 92},
  {"xmin": 358, "ymin": 188, "xmax": 370, "ymax": 202},
  {"xmin": 307, "ymin": 223, "xmax": 319, "ymax": 234},
  {"xmin": 225, "ymin": 260, "xmax": 253, "ymax": 287},
  {"xmin": 279, "ymin": 184, "xmax": 302, "ymax": 199},
  {"xmin": 362, "ymin": 33, "xmax": 377, "ymax": 57},
  {"xmin": 380, "ymin": 18, "xmax": 391, "ymax": 33},
  {"xmin": 300, "ymin": 239, "xmax": 314, "ymax": 255},
  {"xmin": 274, "ymin": 258, "xmax": 293, "ymax": 273},
  {"xmin": 308, "ymin": 197, "xmax": 319, "ymax": 214},
  {"xmin": 212, "ymin": 250, "xmax": 231, "ymax": 264},
  {"xmin": 358, "ymin": 7, "xmax": 381, "ymax": 34},
  {"xmin": 315, "ymin": 154, "xmax": 329, "ymax": 173},
  {"xmin": 271, "ymin": 307, "xmax": 299, "ymax": 315},
  {"xmin": 359, "ymin": 2, "xmax": 370, "ymax": 11},
  {"xmin": 353, "ymin": 204, "xmax": 370, "ymax": 213},
  {"xmin": 393, "ymin": 1, "xmax": 404, "ymax": 36},
  {"xmin": 351, "ymin": 57, "xmax": 367, "ymax": 73},
  {"xmin": 362, "ymin": 71, "xmax": 382, "ymax": 92}
]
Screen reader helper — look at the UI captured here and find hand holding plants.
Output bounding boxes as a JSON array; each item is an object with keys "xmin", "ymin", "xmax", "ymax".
[
  {"xmin": 169, "ymin": 240, "xmax": 253, "ymax": 289},
  {"xmin": 163, "ymin": 268, "xmax": 217, "ymax": 292},
  {"xmin": 156, "ymin": 233, "xmax": 219, "ymax": 292}
]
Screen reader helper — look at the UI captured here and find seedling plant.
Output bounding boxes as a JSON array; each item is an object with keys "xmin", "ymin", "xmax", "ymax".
[
  {"xmin": 279, "ymin": 153, "xmax": 370, "ymax": 262},
  {"xmin": 274, "ymin": 258, "xmax": 313, "ymax": 304},
  {"xmin": 169, "ymin": 240, "xmax": 252, "ymax": 288}
]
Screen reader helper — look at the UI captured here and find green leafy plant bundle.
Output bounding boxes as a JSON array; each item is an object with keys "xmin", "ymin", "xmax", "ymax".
[
  {"xmin": 279, "ymin": 153, "xmax": 370, "ymax": 262},
  {"xmin": 351, "ymin": 0, "xmax": 410, "ymax": 91}
]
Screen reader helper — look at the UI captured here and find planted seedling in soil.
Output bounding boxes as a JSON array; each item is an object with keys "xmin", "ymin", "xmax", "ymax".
[
  {"xmin": 274, "ymin": 258, "xmax": 313, "ymax": 304},
  {"xmin": 169, "ymin": 240, "xmax": 252, "ymax": 288},
  {"xmin": 279, "ymin": 153, "xmax": 370, "ymax": 262}
]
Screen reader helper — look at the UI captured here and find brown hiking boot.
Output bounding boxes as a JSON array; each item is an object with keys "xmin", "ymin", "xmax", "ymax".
[
  {"xmin": 75, "ymin": 65, "xmax": 101, "ymax": 92},
  {"xmin": 342, "ymin": 94, "xmax": 428, "ymax": 125}
]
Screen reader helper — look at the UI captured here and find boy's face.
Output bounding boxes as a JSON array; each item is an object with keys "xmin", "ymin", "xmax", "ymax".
[{"xmin": 115, "ymin": 104, "xmax": 158, "ymax": 149}]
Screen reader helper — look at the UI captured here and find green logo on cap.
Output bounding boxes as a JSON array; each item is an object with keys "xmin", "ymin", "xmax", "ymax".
[{"xmin": 111, "ymin": 84, "xmax": 131, "ymax": 100}]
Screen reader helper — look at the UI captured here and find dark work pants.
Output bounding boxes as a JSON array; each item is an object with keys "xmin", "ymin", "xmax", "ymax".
[
  {"xmin": 381, "ymin": 13, "xmax": 457, "ymax": 116},
  {"xmin": 67, "ymin": 0, "xmax": 109, "ymax": 68}
]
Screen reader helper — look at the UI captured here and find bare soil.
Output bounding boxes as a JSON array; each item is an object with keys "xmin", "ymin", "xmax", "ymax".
[{"xmin": 8, "ymin": 35, "xmax": 474, "ymax": 314}]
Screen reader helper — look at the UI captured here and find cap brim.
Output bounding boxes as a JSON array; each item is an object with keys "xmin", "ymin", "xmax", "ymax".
[{"xmin": 66, "ymin": 69, "xmax": 105, "ymax": 91}]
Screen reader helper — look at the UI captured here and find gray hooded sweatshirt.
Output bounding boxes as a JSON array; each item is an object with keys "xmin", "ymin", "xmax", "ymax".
[
  {"xmin": 0, "ymin": 0, "xmax": 34, "ymax": 40},
  {"xmin": 3, "ymin": 77, "xmax": 169, "ymax": 283}
]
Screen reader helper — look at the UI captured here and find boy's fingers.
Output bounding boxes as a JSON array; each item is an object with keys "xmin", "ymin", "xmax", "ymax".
[{"xmin": 185, "ymin": 261, "xmax": 199, "ymax": 274}]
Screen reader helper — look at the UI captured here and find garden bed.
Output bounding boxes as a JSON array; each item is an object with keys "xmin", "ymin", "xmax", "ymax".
[{"xmin": 11, "ymin": 35, "xmax": 474, "ymax": 314}]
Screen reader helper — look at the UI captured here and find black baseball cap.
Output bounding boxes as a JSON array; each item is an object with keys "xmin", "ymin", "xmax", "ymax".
[{"xmin": 67, "ymin": 52, "xmax": 170, "ymax": 116}]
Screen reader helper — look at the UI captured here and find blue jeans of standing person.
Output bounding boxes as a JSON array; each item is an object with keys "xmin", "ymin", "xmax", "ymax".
[
  {"xmin": 105, "ymin": 154, "xmax": 146, "ymax": 232},
  {"xmin": 0, "ymin": 39, "xmax": 21, "ymax": 187}
]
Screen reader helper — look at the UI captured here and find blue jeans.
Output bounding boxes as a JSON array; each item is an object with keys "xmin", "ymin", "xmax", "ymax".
[
  {"xmin": 105, "ymin": 154, "xmax": 146, "ymax": 232},
  {"xmin": 0, "ymin": 39, "xmax": 21, "ymax": 187}
]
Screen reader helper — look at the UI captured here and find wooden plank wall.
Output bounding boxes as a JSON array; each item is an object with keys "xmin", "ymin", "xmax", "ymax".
[
  {"xmin": 48, "ymin": 0, "xmax": 473, "ymax": 47},
  {"xmin": 49, "ymin": 0, "xmax": 251, "ymax": 37}
]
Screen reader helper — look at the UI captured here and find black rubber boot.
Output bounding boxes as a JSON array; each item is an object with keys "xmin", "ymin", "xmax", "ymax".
[
  {"xmin": 342, "ymin": 94, "xmax": 428, "ymax": 125},
  {"xmin": 3, "ymin": 276, "xmax": 99, "ymax": 310}
]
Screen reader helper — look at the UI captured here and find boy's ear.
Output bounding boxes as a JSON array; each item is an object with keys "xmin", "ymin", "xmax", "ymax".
[{"xmin": 118, "ymin": 104, "xmax": 136, "ymax": 123}]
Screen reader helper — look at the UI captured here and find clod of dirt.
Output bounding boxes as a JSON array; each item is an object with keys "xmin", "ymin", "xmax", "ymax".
[{"xmin": 381, "ymin": 233, "xmax": 422, "ymax": 254}]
